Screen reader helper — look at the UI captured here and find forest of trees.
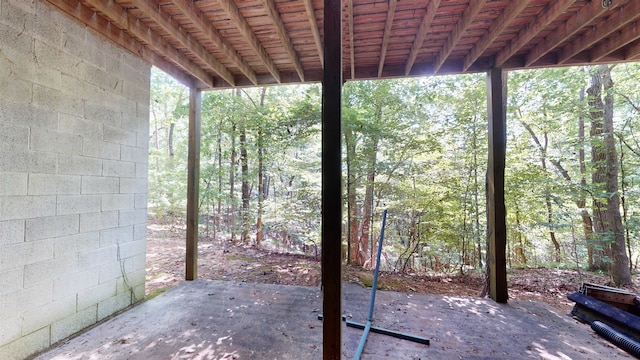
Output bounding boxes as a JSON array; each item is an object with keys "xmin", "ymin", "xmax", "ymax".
[{"xmin": 149, "ymin": 64, "xmax": 640, "ymax": 286}]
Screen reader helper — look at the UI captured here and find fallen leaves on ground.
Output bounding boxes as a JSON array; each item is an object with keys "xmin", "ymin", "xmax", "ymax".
[{"xmin": 145, "ymin": 217, "xmax": 638, "ymax": 313}]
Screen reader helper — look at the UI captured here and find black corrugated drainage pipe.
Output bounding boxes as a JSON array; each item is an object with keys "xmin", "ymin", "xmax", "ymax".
[{"xmin": 591, "ymin": 320, "xmax": 640, "ymax": 357}]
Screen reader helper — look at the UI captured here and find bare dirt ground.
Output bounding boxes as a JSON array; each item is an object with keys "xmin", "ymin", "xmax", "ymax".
[{"xmin": 145, "ymin": 217, "xmax": 638, "ymax": 313}]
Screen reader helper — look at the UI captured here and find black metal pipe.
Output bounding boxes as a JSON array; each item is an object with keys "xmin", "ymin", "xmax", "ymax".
[
  {"xmin": 591, "ymin": 320, "xmax": 640, "ymax": 357},
  {"xmin": 345, "ymin": 320, "xmax": 430, "ymax": 345}
]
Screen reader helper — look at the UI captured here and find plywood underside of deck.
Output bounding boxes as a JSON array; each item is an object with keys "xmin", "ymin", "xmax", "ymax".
[{"xmin": 35, "ymin": 280, "xmax": 633, "ymax": 359}]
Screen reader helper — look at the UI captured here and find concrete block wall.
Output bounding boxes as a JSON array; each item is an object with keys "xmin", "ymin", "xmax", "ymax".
[{"xmin": 0, "ymin": 1, "xmax": 150, "ymax": 358}]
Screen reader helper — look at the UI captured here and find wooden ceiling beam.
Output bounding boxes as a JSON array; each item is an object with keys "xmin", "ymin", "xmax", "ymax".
[
  {"xmin": 129, "ymin": 0, "xmax": 235, "ymax": 86},
  {"xmin": 525, "ymin": 0, "xmax": 620, "ymax": 67},
  {"xmin": 214, "ymin": 0, "xmax": 281, "ymax": 83},
  {"xmin": 591, "ymin": 21, "xmax": 640, "ymax": 62},
  {"xmin": 45, "ymin": 0, "xmax": 200, "ymax": 88},
  {"xmin": 259, "ymin": 0, "xmax": 305, "ymax": 82},
  {"xmin": 348, "ymin": 0, "xmax": 355, "ymax": 79},
  {"xmin": 378, "ymin": 0, "xmax": 397, "ymax": 78},
  {"xmin": 559, "ymin": 1, "xmax": 640, "ymax": 64},
  {"xmin": 302, "ymin": 0, "xmax": 323, "ymax": 69},
  {"xmin": 463, "ymin": 0, "xmax": 530, "ymax": 71},
  {"xmin": 173, "ymin": 0, "xmax": 259, "ymax": 85},
  {"xmin": 405, "ymin": 0, "xmax": 441, "ymax": 76},
  {"xmin": 433, "ymin": 0, "xmax": 486, "ymax": 74},
  {"xmin": 80, "ymin": 0, "xmax": 215, "ymax": 88},
  {"xmin": 624, "ymin": 39, "xmax": 640, "ymax": 60},
  {"xmin": 494, "ymin": 0, "xmax": 573, "ymax": 67}
]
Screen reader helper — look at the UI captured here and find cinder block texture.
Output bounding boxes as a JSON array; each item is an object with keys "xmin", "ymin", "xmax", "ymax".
[{"xmin": 0, "ymin": 1, "xmax": 150, "ymax": 358}]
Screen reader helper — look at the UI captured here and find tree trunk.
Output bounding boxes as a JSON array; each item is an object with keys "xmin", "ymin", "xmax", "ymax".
[
  {"xmin": 216, "ymin": 118, "xmax": 223, "ymax": 240},
  {"xmin": 543, "ymin": 161, "xmax": 561, "ymax": 262},
  {"xmin": 578, "ymin": 86, "xmax": 595, "ymax": 269},
  {"xmin": 589, "ymin": 65, "xmax": 632, "ymax": 285},
  {"xmin": 229, "ymin": 120, "xmax": 237, "ymax": 242},
  {"xmin": 359, "ymin": 137, "xmax": 378, "ymax": 266},
  {"xmin": 472, "ymin": 119, "xmax": 483, "ymax": 269},
  {"xmin": 588, "ymin": 66, "xmax": 611, "ymax": 271},
  {"xmin": 256, "ymin": 127, "xmax": 264, "ymax": 246},
  {"xmin": 344, "ymin": 125, "xmax": 359, "ymax": 264},
  {"xmin": 618, "ymin": 136, "xmax": 632, "ymax": 271},
  {"xmin": 168, "ymin": 122, "xmax": 175, "ymax": 156},
  {"xmin": 255, "ymin": 88, "xmax": 267, "ymax": 246},
  {"xmin": 240, "ymin": 121, "xmax": 250, "ymax": 244}
]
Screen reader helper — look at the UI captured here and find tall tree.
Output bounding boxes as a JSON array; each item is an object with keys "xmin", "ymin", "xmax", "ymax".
[
  {"xmin": 588, "ymin": 65, "xmax": 632, "ymax": 285},
  {"xmin": 239, "ymin": 118, "xmax": 250, "ymax": 244},
  {"xmin": 256, "ymin": 87, "xmax": 267, "ymax": 246}
]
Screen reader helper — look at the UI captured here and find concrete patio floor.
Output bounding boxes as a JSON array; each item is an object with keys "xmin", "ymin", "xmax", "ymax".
[{"xmin": 35, "ymin": 280, "xmax": 633, "ymax": 359}]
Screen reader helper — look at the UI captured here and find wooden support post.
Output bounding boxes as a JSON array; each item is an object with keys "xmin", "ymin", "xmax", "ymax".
[
  {"xmin": 186, "ymin": 87, "xmax": 202, "ymax": 281},
  {"xmin": 322, "ymin": 0, "xmax": 342, "ymax": 357},
  {"xmin": 486, "ymin": 68, "xmax": 508, "ymax": 303}
]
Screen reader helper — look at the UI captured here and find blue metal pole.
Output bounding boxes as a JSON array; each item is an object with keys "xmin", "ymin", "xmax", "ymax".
[
  {"xmin": 368, "ymin": 209, "xmax": 387, "ymax": 322},
  {"xmin": 353, "ymin": 209, "xmax": 388, "ymax": 360}
]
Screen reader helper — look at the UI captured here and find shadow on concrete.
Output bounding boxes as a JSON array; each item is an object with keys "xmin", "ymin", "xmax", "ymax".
[{"xmin": 35, "ymin": 280, "xmax": 633, "ymax": 359}]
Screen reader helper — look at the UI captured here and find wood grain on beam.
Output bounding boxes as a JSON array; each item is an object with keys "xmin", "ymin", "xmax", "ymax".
[
  {"xmin": 80, "ymin": 0, "xmax": 215, "ymax": 88},
  {"xmin": 525, "ymin": 0, "xmax": 619, "ymax": 67},
  {"xmin": 173, "ymin": 0, "xmax": 258, "ymax": 85},
  {"xmin": 377, "ymin": 0, "xmax": 397, "ymax": 78},
  {"xmin": 215, "ymin": 0, "xmax": 282, "ymax": 83},
  {"xmin": 322, "ymin": 0, "xmax": 343, "ymax": 356},
  {"xmin": 259, "ymin": 0, "xmax": 305, "ymax": 82},
  {"xmin": 130, "ymin": 0, "xmax": 235, "ymax": 86},
  {"xmin": 591, "ymin": 22, "xmax": 640, "ymax": 62},
  {"xmin": 348, "ymin": 0, "xmax": 355, "ymax": 79},
  {"xmin": 463, "ymin": 0, "xmax": 530, "ymax": 71},
  {"xmin": 625, "ymin": 39, "xmax": 640, "ymax": 60},
  {"xmin": 486, "ymin": 68, "xmax": 508, "ymax": 304},
  {"xmin": 186, "ymin": 88, "xmax": 201, "ymax": 281},
  {"xmin": 433, "ymin": 0, "xmax": 486, "ymax": 74},
  {"xmin": 494, "ymin": 0, "xmax": 573, "ymax": 67},
  {"xmin": 559, "ymin": 2, "xmax": 640, "ymax": 64},
  {"xmin": 302, "ymin": 0, "xmax": 324, "ymax": 68},
  {"xmin": 45, "ymin": 0, "xmax": 199, "ymax": 87},
  {"xmin": 405, "ymin": 0, "xmax": 441, "ymax": 76}
]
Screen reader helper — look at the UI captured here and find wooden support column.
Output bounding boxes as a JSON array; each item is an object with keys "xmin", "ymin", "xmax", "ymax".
[
  {"xmin": 486, "ymin": 68, "xmax": 508, "ymax": 303},
  {"xmin": 186, "ymin": 88, "xmax": 202, "ymax": 281},
  {"xmin": 322, "ymin": 0, "xmax": 342, "ymax": 357}
]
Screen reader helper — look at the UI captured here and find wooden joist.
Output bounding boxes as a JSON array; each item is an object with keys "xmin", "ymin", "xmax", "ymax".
[
  {"xmin": 463, "ymin": 0, "xmax": 530, "ymax": 71},
  {"xmin": 302, "ymin": 0, "xmax": 323, "ymax": 69},
  {"xmin": 173, "ymin": 0, "xmax": 258, "ymax": 86},
  {"xmin": 405, "ymin": 0, "xmax": 441, "ymax": 76},
  {"xmin": 494, "ymin": 0, "xmax": 574, "ymax": 67},
  {"xmin": 214, "ymin": 0, "xmax": 282, "ymax": 84},
  {"xmin": 348, "ymin": 0, "xmax": 355, "ymax": 79},
  {"xmin": 81, "ymin": 0, "xmax": 216, "ymax": 88},
  {"xmin": 259, "ymin": 0, "xmax": 305, "ymax": 82},
  {"xmin": 525, "ymin": 0, "xmax": 620, "ymax": 66},
  {"xmin": 433, "ymin": 0, "xmax": 486, "ymax": 74},
  {"xmin": 377, "ymin": 0, "xmax": 397, "ymax": 78},
  {"xmin": 558, "ymin": 1, "xmax": 640, "ymax": 64}
]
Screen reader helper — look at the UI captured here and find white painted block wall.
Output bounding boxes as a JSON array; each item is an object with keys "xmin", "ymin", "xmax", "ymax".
[{"xmin": 0, "ymin": 1, "xmax": 150, "ymax": 358}]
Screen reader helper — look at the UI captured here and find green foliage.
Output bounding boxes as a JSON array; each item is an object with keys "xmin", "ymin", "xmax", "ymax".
[{"xmin": 148, "ymin": 63, "xmax": 640, "ymax": 276}]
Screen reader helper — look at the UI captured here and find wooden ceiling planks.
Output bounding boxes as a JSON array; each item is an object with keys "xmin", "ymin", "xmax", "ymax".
[
  {"xmin": 524, "ymin": 0, "xmax": 625, "ymax": 67},
  {"xmin": 44, "ymin": 0, "xmax": 640, "ymax": 89},
  {"xmin": 260, "ymin": 0, "xmax": 306, "ymax": 81},
  {"xmin": 433, "ymin": 0, "xmax": 486, "ymax": 74},
  {"xmin": 377, "ymin": 0, "xmax": 397, "ymax": 78},
  {"xmin": 463, "ymin": 0, "xmax": 532, "ymax": 71},
  {"xmin": 405, "ymin": 0, "xmax": 441, "ymax": 76}
]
